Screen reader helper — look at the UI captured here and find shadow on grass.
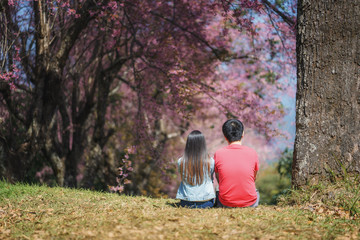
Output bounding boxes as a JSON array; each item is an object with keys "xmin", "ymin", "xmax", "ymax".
[
  {"xmin": 166, "ymin": 201, "xmax": 181, "ymax": 208},
  {"xmin": 166, "ymin": 200, "xmax": 222, "ymax": 209}
]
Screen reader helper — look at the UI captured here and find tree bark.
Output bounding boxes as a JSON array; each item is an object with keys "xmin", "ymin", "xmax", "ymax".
[
  {"xmin": 293, "ymin": 0, "xmax": 360, "ymax": 187},
  {"xmin": 26, "ymin": 0, "xmax": 99, "ymax": 187}
]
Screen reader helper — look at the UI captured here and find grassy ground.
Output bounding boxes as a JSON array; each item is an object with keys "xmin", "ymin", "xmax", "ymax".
[{"xmin": 0, "ymin": 181, "xmax": 359, "ymax": 240}]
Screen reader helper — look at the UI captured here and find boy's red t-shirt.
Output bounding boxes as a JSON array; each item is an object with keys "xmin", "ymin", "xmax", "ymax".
[{"xmin": 214, "ymin": 144, "xmax": 259, "ymax": 207}]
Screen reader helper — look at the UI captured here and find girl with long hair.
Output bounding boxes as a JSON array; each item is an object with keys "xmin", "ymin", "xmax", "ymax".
[{"xmin": 176, "ymin": 130, "xmax": 215, "ymax": 208}]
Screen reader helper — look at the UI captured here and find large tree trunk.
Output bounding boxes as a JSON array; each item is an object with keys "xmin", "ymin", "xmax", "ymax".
[
  {"xmin": 293, "ymin": 0, "xmax": 360, "ymax": 187},
  {"xmin": 27, "ymin": 0, "xmax": 98, "ymax": 187}
]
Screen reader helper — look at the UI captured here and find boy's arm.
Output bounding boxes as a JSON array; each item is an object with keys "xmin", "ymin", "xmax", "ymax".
[
  {"xmin": 213, "ymin": 172, "xmax": 219, "ymax": 192},
  {"xmin": 254, "ymin": 153, "xmax": 259, "ymax": 181},
  {"xmin": 213, "ymin": 154, "xmax": 219, "ymax": 192}
]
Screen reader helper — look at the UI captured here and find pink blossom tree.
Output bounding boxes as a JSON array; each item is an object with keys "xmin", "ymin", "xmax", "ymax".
[{"xmin": 0, "ymin": 0, "xmax": 296, "ymax": 195}]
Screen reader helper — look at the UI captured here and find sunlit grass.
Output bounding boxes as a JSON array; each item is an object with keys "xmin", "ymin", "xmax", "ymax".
[
  {"xmin": 278, "ymin": 176, "xmax": 360, "ymax": 217},
  {"xmin": 1, "ymin": 181, "xmax": 359, "ymax": 239}
]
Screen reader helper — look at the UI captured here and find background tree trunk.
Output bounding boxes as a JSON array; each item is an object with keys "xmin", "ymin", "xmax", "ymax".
[{"xmin": 293, "ymin": 0, "xmax": 360, "ymax": 187}]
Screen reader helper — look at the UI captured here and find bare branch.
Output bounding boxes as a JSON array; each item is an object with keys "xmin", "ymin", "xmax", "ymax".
[{"xmin": 261, "ymin": 0, "xmax": 295, "ymax": 27}]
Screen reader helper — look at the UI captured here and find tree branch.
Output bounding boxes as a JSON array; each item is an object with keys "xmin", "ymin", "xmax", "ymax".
[{"xmin": 261, "ymin": 0, "xmax": 295, "ymax": 27}]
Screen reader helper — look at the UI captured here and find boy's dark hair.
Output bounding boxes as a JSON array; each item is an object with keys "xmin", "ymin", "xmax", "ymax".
[{"xmin": 222, "ymin": 119, "xmax": 244, "ymax": 143}]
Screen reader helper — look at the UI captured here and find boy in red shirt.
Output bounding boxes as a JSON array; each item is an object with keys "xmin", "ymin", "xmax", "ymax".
[{"xmin": 214, "ymin": 119, "xmax": 259, "ymax": 207}]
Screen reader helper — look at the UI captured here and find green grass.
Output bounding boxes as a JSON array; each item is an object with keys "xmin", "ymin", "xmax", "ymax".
[
  {"xmin": 1, "ymin": 181, "xmax": 359, "ymax": 239},
  {"xmin": 278, "ymin": 176, "xmax": 360, "ymax": 217},
  {"xmin": 256, "ymin": 164, "xmax": 291, "ymax": 205}
]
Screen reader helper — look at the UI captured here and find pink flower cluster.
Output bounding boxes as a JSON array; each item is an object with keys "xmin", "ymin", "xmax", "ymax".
[
  {"xmin": 0, "ymin": 71, "xmax": 17, "ymax": 90},
  {"xmin": 35, "ymin": 166, "xmax": 54, "ymax": 184},
  {"xmin": 109, "ymin": 146, "xmax": 136, "ymax": 194}
]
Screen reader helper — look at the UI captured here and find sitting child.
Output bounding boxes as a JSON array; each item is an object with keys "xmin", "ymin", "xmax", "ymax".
[{"xmin": 176, "ymin": 130, "xmax": 215, "ymax": 208}]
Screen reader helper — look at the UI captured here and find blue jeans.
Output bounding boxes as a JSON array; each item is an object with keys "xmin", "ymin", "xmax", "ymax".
[{"xmin": 180, "ymin": 199, "xmax": 215, "ymax": 208}]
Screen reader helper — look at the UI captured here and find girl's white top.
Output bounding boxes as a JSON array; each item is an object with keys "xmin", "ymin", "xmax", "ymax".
[{"xmin": 176, "ymin": 157, "xmax": 216, "ymax": 201}]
